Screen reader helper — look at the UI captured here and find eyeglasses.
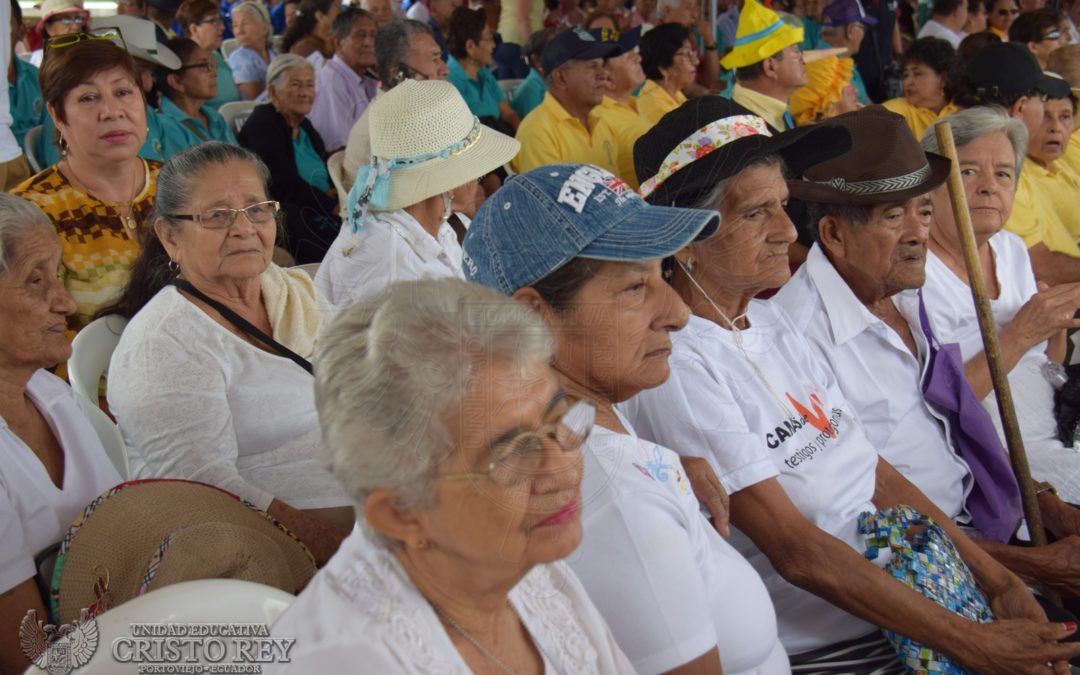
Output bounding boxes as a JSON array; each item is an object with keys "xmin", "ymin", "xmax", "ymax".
[
  {"xmin": 168, "ymin": 200, "xmax": 280, "ymax": 229},
  {"xmin": 441, "ymin": 400, "xmax": 595, "ymax": 488},
  {"xmin": 674, "ymin": 48, "xmax": 699, "ymax": 61},
  {"xmin": 995, "ymin": 7, "xmax": 1018, "ymax": 15},
  {"xmin": 1041, "ymin": 30, "xmax": 1063, "ymax": 41},
  {"xmin": 179, "ymin": 60, "xmax": 217, "ymax": 73},
  {"xmin": 195, "ymin": 16, "xmax": 223, "ymax": 25},
  {"xmin": 44, "ymin": 28, "xmax": 124, "ymax": 52},
  {"xmin": 49, "ymin": 14, "xmax": 87, "ymax": 26}
]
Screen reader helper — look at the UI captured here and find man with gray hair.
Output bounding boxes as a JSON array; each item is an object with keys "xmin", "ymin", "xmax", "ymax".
[
  {"xmin": 342, "ymin": 18, "xmax": 449, "ymax": 186},
  {"xmin": 308, "ymin": 8, "xmax": 379, "ymax": 153}
]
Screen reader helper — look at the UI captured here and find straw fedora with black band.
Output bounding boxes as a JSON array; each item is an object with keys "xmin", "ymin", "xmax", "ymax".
[
  {"xmin": 634, "ymin": 97, "xmax": 852, "ymax": 208},
  {"xmin": 786, "ymin": 106, "xmax": 951, "ymax": 206},
  {"xmin": 50, "ymin": 479, "xmax": 316, "ymax": 624}
]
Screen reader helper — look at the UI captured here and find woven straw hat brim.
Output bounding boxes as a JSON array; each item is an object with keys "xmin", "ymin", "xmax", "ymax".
[
  {"xmin": 787, "ymin": 152, "xmax": 952, "ymax": 206},
  {"xmin": 53, "ymin": 480, "xmax": 316, "ymax": 624},
  {"xmin": 379, "ymin": 126, "xmax": 521, "ymax": 211}
]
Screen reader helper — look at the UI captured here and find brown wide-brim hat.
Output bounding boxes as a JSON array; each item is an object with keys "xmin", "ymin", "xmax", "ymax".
[
  {"xmin": 787, "ymin": 106, "xmax": 951, "ymax": 206},
  {"xmin": 51, "ymin": 479, "xmax": 317, "ymax": 624}
]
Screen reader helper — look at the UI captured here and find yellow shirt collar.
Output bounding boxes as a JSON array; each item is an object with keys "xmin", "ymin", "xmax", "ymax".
[{"xmin": 732, "ymin": 83, "xmax": 789, "ymax": 131}]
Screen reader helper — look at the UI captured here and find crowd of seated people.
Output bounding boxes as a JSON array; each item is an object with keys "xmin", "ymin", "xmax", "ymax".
[{"xmin": 8, "ymin": 0, "xmax": 1080, "ymax": 672}]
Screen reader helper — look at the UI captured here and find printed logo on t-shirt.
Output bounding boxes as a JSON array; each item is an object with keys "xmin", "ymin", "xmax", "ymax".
[
  {"xmin": 761, "ymin": 388, "xmax": 845, "ymax": 470},
  {"xmin": 632, "ymin": 443, "xmax": 690, "ymax": 494}
]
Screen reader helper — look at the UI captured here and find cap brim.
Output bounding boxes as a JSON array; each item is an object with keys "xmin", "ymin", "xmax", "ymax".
[
  {"xmin": 381, "ymin": 124, "xmax": 521, "ymax": 211},
  {"xmin": 616, "ymin": 26, "xmax": 643, "ymax": 55},
  {"xmin": 1037, "ymin": 72, "xmax": 1072, "ymax": 99},
  {"xmin": 543, "ymin": 42, "xmax": 622, "ymax": 73},
  {"xmin": 577, "ymin": 203, "xmax": 721, "ymax": 262},
  {"xmin": 787, "ymin": 151, "xmax": 951, "ymax": 205},
  {"xmin": 803, "ymin": 47, "xmax": 847, "ymax": 63}
]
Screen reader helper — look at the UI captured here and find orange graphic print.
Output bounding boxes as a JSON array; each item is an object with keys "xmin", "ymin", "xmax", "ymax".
[{"xmin": 786, "ymin": 392, "xmax": 837, "ymax": 439}]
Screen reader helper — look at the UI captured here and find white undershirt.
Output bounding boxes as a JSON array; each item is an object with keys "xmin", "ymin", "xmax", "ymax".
[{"xmin": 0, "ymin": 370, "xmax": 121, "ymax": 593}]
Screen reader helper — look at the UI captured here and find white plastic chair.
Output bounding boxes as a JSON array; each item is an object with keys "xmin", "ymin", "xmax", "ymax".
[
  {"xmin": 293, "ymin": 262, "xmax": 319, "ymax": 278},
  {"xmin": 75, "ymin": 393, "xmax": 129, "ymax": 479},
  {"xmin": 23, "ymin": 579, "xmax": 295, "ymax": 675},
  {"xmin": 22, "ymin": 124, "xmax": 42, "ymax": 173},
  {"xmin": 220, "ymin": 37, "xmax": 240, "ymax": 59},
  {"xmin": 68, "ymin": 314, "xmax": 128, "ymax": 407},
  {"xmin": 327, "ymin": 150, "xmax": 348, "ymax": 213},
  {"xmin": 219, "ymin": 100, "xmax": 259, "ymax": 134},
  {"xmin": 498, "ymin": 78, "xmax": 523, "ymax": 100},
  {"xmin": 271, "ymin": 35, "xmax": 285, "ymax": 52}
]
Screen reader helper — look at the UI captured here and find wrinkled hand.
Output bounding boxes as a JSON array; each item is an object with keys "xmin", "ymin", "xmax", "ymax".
[
  {"xmin": 1028, "ymin": 536, "xmax": 1080, "ymax": 597},
  {"xmin": 680, "ymin": 456, "xmax": 730, "ymax": 536},
  {"xmin": 1002, "ymin": 281, "xmax": 1080, "ymax": 354},
  {"xmin": 989, "ymin": 579, "xmax": 1051, "ymax": 623},
  {"xmin": 1040, "ymin": 493, "xmax": 1080, "ymax": 539},
  {"xmin": 958, "ymin": 619, "xmax": 1080, "ymax": 675}
]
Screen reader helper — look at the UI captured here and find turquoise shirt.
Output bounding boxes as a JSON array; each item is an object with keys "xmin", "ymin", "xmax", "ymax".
[
  {"xmin": 39, "ymin": 104, "xmax": 167, "ymax": 167},
  {"xmin": 510, "ymin": 68, "xmax": 547, "ymax": 120},
  {"xmin": 9, "ymin": 58, "xmax": 45, "ymax": 149},
  {"xmin": 158, "ymin": 96, "xmax": 239, "ymax": 151},
  {"xmin": 293, "ymin": 126, "xmax": 331, "ymax": 193},
  {"xmin": 446, "ymin": 55, "xmax": 505, "ymax": 119},
  {"xmin": 206, "ymin": 51, "xmax": 241, "ymax": 110}
]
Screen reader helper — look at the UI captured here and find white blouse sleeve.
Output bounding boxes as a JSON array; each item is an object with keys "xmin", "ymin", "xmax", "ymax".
[
  {"xmin": 570, "ymin": 490, "xmax": 719, "ymax": 674},
  {"xmin": 0, "ymin": 481, "xmax": 36, "ymax": 594},
  {"xmin": 108, "ymin": 328, "xmax": 276, "ymax": 511}
]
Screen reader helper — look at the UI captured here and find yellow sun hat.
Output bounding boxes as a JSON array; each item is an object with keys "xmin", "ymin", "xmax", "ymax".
[
  {"xmin": 790, "ymin": 55, "xmax": 855, "ymax": 126},
  {"xmin": 719, "ymin": 0, "xmax": 805, "ymax": 70}
]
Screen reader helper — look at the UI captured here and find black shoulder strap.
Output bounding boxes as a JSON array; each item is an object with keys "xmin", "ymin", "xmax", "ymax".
[
  {"xmin": 180, "ymin": 118, "xmax": 210, "ymax": 142},
  {"xmin": 168, "ymin": 279, "xmax": 313, "ymax": 375}
]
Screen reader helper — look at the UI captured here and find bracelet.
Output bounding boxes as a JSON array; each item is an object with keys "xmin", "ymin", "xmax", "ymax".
[
  {"xmin": 704, "ymin": 44, "xmax": 717, "ymax": 50},
  {"xmin": 1034, "ymin": 480, "xmax": 1058, "ymax": 496}
]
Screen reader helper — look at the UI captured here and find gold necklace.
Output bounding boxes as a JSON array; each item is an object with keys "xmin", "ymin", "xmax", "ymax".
[{"xmin": 63, "ymin": 158, "xmax": 144, "ymax": 234}]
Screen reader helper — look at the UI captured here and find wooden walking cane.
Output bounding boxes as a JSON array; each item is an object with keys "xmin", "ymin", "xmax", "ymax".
[{"xmin": 933, "ymin": 122, "xmax": 1061, "ymax": 607}]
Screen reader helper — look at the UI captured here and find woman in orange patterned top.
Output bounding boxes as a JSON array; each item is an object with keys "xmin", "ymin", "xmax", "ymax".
[{"xmin": 12, "ymin": 36, "xmax": 159, "ymax": 334}]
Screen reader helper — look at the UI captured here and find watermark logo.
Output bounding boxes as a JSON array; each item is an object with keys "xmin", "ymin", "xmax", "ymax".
[{"xmin": 19, "ymin": 609, "xmax": 100, "ymax": 675}]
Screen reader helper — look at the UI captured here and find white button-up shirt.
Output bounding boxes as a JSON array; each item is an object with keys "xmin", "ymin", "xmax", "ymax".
[
  {"xmin": 774, "ymin": 244, "xmax": 973, "ymax": 523},
  {"xmin": 315, "ymin": 209, "xmax": 465, "ymax": 324},
  {"xmin": 308, "ymin": 55, "xmax": 379, "ymax": 153}
]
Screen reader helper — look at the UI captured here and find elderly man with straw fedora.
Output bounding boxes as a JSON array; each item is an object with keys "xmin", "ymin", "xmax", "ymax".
[
  {"xmin": 720, "ymin": 0, "xmax": 808, "ymax": 132},
  {"xmin": 315, "ymin": 79, "xmax": 519, "ymax": 322},
  {"xmin": 511, "ymin": 27, "xmax": 621, "ymax": 175},
  {"xmin": 775, "ymin": 106, "xmax": 1080, "ymax": 616}
]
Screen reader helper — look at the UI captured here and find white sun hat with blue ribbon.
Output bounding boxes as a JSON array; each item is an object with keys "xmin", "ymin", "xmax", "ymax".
[{"xmin": 346, "ymin": 79, "xmax": 521, "ymax": 224}]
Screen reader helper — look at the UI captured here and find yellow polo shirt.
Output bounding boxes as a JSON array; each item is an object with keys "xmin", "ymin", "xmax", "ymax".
[
  {"xmin": 594, "ymin": 96, "xmax": 652, "ymax": 189},
  {"xmin": 731, "ymin": 83, "xmax": 792, "ymax": 132},
  {"xmin": 1057, "ymin": 130, "xmax": 1080, "ymax": 179},
  {"xmin": 636, "ymin": 79, "xmax": 688, "ymax": 126},
  {"xmin": 1006, "ymin": 157, "xmax": 1080, "ymax": 257},
  {"xmin": 882, "ymin": 97, "xmax": 959, "ymax": 141},
  {"xmin": 512, "ymin": 92, "xmax": 619, "ymax": 175}
]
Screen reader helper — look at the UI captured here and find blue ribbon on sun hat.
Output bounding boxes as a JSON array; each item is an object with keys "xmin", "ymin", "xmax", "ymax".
[{"xmin": 346, "ymin": 116, "xmax": 486, "ymax": 232}]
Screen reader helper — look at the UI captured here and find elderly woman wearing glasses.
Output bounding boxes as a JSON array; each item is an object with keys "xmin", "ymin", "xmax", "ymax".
[
  {"xmin": 176, "ymin": 0, "xmax": 241, "ymax": 109},
  {"xmin": 12, "ymin": 36, "xmax": 161, "ymax": 337},
  {"xmin": 268, "ymin": 278, "xmax": 633, "ymax": 672},
  {"xmin": 636, "ymin": 22, "xmax": 695, "ymax": 125},
  {"xmin": 105, "ymin": 142, "xmax": 353, "ymax": 567},
  {"xmin": 463, "ymin": 164, "xmax": 792, "ymax": 674},
  {"xmin": 316, "ymin": 79, "xmax": 517, "ymax": 321},
  {"xmin": 155, "ymin": 38, "xmax": 240, "ymax": 148}
]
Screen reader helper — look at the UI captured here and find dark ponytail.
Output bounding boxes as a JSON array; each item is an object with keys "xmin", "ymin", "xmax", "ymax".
[{"xmin": 281, "ymin": 0, "xmax": 336, "ymax": 54}]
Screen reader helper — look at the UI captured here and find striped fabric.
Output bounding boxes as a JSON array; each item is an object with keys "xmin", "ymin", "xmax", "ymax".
[
  {"xmin": 12, "ymin": 160, "xmax": 160, "ymax": 333},
  {"xmin": 790, "ymin": 631, "xmax": 905, "ymax": 675}
]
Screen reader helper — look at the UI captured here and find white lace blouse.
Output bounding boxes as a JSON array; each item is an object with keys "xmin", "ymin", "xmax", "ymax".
[{"xmin": 266, "ymin": 526, "xmax": 636, "ymax": 673}]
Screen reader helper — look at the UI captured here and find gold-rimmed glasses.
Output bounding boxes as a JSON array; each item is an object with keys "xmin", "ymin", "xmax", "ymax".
[
  {"xmin": 44, "ymin": 28, "xmax": 125, "ymax": 52},
  {"xmin": 441, "ymin": 400, "xmax": 596, "ymax": 488}
]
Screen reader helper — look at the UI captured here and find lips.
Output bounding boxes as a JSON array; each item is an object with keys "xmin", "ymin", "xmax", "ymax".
[
  {"xmin": 536, "ymin": 500, "xmax": 578, "ymax": 528},
  {"xmin": 101, "ymin": 130, "xmax": 132, "ymax": 143},
  {"xmin": 47, "ymin": 323, "xmax": 66, "ymax": 333}
]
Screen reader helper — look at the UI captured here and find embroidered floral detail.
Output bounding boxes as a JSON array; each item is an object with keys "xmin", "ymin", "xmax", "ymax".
[
  {"xmin": 513, "ymin": 564, "xmax": 602, "ymax": 673},
  {"xmin": 639, "ymin": 115, "xmax": 772, "ymax": 198}
]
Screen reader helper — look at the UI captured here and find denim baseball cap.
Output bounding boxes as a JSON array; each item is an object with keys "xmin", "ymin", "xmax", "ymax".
[
  {"xmin": 541, "ymin": 27, "xmax": 622, "ymax": 75},
  {"xmin": 463, "ymin": 164, "xmax": 721, "ymax": 295}
]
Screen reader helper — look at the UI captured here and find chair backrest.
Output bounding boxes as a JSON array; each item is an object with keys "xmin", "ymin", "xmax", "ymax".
[
  {"xmin": 271, "ymin": 35, "xmax": 284, "ymax": 52},
  {"xmin": 326, "ymin": 150, "xmax": 348, "ymax": 213},
  {"xmin": 68, "ymin": 314, "xmax": 128, "ymax": 407},
  {"xmin": 23, "ymin": 125, "xmax": 42, "ymax": 173},
  {"xmin": 499, "ymin": 78, "xmax": 524, "ymax": 100},
  {"xmin": 220, "ymin": 37, "xmax": 240, "ymax": 59},
  {"xmin": 75, "ymin": 393, "xmax": 128, "ymax": 479},
  {"xmin": 23, "ymin": 579, "xmax": 294, "ymax": 675},
  {"xmin": 293, "ymin": 262, "xmax": 319, "ymax": 278},
  {"xmin": 219, "ymin": 100, "xmax": 258, "ymax": 134}
]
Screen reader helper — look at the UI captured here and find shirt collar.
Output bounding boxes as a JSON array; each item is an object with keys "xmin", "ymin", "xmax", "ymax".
[
  {"xmin": 732, "ymin": 82, "xmax": 789, "ymax": 131},
  {"xmin": 377, "ymin": 209, "xmax": 458, "ymax": 265},
  {"xmin": 543, "ymin": 91, "xmax": 599, "ymax": 127},
  {"xmin": 327, "ymin": 54, "xmax": 364, "ymax": 85},
  {"xmin": 804, "ymin": 242, "xmax": 884, "ymax": 345}
]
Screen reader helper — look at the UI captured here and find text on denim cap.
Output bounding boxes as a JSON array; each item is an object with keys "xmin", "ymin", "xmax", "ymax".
[{"xmin": 556, "ymin": 165, "xmax": 635, "ymax": 214}]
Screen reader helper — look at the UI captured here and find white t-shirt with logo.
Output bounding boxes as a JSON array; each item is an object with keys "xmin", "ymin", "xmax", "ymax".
[
  {"xmin": 569, "ymin": 420, "xmax": 790, "ymax": 674},
  {"xmin": 620, "ymin": 304, "xmax": 886, "ymax": 654},
  {"xmin": 922, "ymin": 231, "xmax": 1080, "ymax": 503}
]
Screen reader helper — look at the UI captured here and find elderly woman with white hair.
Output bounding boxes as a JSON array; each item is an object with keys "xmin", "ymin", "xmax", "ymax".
[
  {"xmin": 315, "ymin": 79, "xmax": 518, "ymax": 320},
  {"xmin": 228, "ymin": 0, "xmax": 279, "ymax": 100},
  {"xmin": 919, "ymin": 107, "xmax": 1080, "ymax": 517},
  {"xmin": 239, "ymin": 53, "xmax": 339, "ymax": 264},
  {"xmin": 0, "ymin": 195, "xmax": 120, "ymax": 672},
  {"xmin": 267, "ymin": 278, "xmax": 633, "ymax": 673}
]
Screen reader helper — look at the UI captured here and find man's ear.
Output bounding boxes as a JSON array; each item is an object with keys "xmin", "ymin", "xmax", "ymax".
[{"xmin": 816, "ymin": 213, "xmax": 846, "ymax": 259}]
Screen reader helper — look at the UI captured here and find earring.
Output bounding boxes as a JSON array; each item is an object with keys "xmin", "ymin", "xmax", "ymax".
[
  {"xmin": 413, "ymin": 538, "xmax": 429, "ymax": 550},
  {"xmin": 679, "ymin": 256, "xmax": 695, "ymax": 274},
  {"xmin": 58, "ymin": 132, "xmax": 68, "ymax": 157},
  {"xmin": 167, "ymin": 259, "xmax": 179, "ymax": 274}
]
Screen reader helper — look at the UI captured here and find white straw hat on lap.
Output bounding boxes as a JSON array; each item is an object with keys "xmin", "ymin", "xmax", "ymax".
[{"xmin": 347, "ymin": 79, "xmax": 520, "ymax": 218}]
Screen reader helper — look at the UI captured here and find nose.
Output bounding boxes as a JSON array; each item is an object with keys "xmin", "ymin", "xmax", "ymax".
[
  {"xmin": 903, "ymin": 209, "xmax": 931, "ymax": 244},
  {"xmin": 51, "ymin": 279, "xmax": 77, "ymax": 317},
  {"xmin": 771, "ymin": 208, "xmax": 798, "ymax": 245},
  {"xmin": 654, "ymin": 274, "xmax": 690, "ymax": 332},
  {"xmin": 531, "ymin": 439, "xmax": 585, "ymax": 495}
]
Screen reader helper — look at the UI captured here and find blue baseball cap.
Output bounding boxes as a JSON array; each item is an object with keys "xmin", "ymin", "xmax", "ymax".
[
  {"xmin": 541, "ymin": 27, "xmax": 622, "ymax": 75},
  {"xmin": 821, "ymin": 0, "xmax": 877, "ymax": 27},
  {"xmin": 462, "ymin": 164, "xmax": 721, "ymax": 296},
  {"xmin": 588, "ymin": 25, "xmax": 643, "ymax": 55}
]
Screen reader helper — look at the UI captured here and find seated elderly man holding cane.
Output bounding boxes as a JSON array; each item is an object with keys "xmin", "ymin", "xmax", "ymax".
[{"xmin": 774, "ymin": 106, "xmax": 1080, "ymax": 618}]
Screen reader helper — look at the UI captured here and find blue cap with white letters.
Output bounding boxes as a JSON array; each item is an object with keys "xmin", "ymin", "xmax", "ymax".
[{"xmin": 462, "ymin": 164, "xmax": 721, "ymax": 295}]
